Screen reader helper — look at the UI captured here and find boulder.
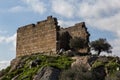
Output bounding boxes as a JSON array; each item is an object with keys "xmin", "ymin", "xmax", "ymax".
[
  {"xmin": 33, "ymin": 66, "xmax": 60, "ymax": 80},
  {"xmin": 71, "ymin": 56, "xmax": 91, "ymax": 69},
  {"xmin": 65, "ymin": 50, "xmax": 75, "ymax": 57},
  {"xmin": 10, "ymin": 58, "xmax": 21, "ymax": 72},
  {"xmin": 57, "ymin": 48, "xmax": 65, "ymax": 55}
]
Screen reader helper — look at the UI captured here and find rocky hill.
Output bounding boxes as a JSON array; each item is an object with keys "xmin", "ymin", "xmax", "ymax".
[{"xmin": 0, "ymin": 53, "xmax": 120, "ymax": 80}]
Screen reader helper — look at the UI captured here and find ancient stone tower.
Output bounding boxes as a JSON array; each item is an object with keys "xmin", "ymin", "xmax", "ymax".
[{"xmin": 16, "ymin": 16, "xmax": 90, "ymax": 57}]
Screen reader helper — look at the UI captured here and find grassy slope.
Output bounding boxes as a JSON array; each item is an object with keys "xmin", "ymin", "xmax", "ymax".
[
  {"xmin": 0, "ymin": 54, "xmax": 73, "ymax": 80},
  {"xmin": 0, "ymin": 54, "xmax": 120, "ymax": 80}
]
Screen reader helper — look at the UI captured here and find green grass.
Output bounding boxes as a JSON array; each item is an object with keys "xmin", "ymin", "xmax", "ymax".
[
  {"xmin": 105, "ymin": 61, "xmax": 120, "ymax": 75},
  {"xmin": 92, "ymin": 61, "xmax": 104, "ymax": 68},
  {"xmin": 91, "ymin": 56, "xmax": 120, "ymax": 76}
]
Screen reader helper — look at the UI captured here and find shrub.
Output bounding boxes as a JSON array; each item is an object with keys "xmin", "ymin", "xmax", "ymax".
[
  {"xmin": 59, "ymin": 65, "xmax": 93, "ymax": 80},
  {"xmin": 105, "ymin": 71, "xmax": 120, "ymax": 80},
  {"xmin": 105, "ymin": 61, "xmax": 120, "ymax": 75},
  {"xmin": 69, "ymin": 37, "xmax": 86, "ymax": 50}
]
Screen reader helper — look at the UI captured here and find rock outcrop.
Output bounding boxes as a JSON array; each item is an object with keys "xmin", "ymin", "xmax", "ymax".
[
  {"xmin": 71, "ymin": 56, "xmax": 91, "ymax": 69},
  {"xmin": 33, "ymin": 66, "xmax": 60, "ymax": 80}
]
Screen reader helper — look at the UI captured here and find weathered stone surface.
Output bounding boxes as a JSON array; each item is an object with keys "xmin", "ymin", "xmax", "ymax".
[
  {"xmin": 17, "ymin": 16, "xmax": 59, "ymax": 57},
  {"xmin": 71, "ymin": 56, "xmax": 91, "ymax": 69},
  {"xmin": 58, "ymin": 50, "xmax": 75, "ymax": 57},
  {"xmin": 16, "ymin": 16, "xmax": 90, "ymax": 57},
  {"xmin": 10, "ymin": 58, "xmax": 22, "ymax": 72},
  {"xmin": 33, "ymin": 66, "xmax": 60, "ymax": 80}
]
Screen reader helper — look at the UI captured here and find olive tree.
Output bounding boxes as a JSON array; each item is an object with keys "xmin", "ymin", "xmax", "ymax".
[{"xmin": 90, "ymin": 38, "xmax": 112, "ymax": 55}]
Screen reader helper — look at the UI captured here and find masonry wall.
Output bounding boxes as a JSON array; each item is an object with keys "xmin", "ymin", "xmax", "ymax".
[
  {"xmin": 16, "ymin": 16, "xmax": 59, "ymax": 57},
  {"xmin": 16, "ymin": 16, "xmax": 90, "ymax": 57},
  {"xmin": 60, "ymin": 22, "xmax": 90, "ymax": 53}
]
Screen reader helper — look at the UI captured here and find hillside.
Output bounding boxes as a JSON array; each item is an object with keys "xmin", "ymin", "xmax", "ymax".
[{"xmin": 0, "ymin": 53, "xmax": 120, "ymax": 80}]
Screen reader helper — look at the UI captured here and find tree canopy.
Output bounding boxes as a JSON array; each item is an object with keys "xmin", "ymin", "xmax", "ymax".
[{"xmin": 90, "ymin": 38, "xmax": 112, "ymax": 55}]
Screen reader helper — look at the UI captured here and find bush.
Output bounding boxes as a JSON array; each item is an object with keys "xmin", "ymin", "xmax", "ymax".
[
  {"xmin": 105, "ymin": 61, "xmax": 120, "ymax": 75},
  {"xmin": 69, "ymin": 37, "xmax": 86, "ymax": 50},
  {"xmin": 105, "ymin": 71, "xmax": 120, "ymax": 80},
  {"xmin": 59, "ymin": 65, "xmax": 93, "ymax": 80}
]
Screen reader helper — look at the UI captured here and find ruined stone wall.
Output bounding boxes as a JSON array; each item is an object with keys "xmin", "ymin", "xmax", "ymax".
[
  {"xmin": 60, "ymin": 22, "xmax": 90, "ymax": 53},
  {"xmin": 16, "ymin": 16, "xmax": 59, "ymax": 57},
  {"xmin": 16, "ymin": 16, "xmax": 90, "ymax": 57}
]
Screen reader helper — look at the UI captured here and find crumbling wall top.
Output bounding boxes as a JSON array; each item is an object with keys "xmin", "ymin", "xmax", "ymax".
[
  {"xmin": 17, "ymin": 24, "xmax": 35, "ymax": 32},
  {"xmin": 17, "ymin": 16, "xmax": 58, "ymax": 32}
]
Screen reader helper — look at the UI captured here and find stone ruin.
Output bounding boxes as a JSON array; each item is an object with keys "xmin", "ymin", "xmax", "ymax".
[{"xmin": 16, "ymin": 16, "xmax": 90, "ymax": 57}]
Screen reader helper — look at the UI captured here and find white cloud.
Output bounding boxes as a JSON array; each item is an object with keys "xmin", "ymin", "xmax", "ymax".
[
  {"xmin": 58, "ymin": 20, "xmax": 80, "ymax": 27},
  {"xmin": 22, "ymin": 0, "xmax": 46, "ymax": 14},
  {"xmin": 0, "ymin": 36, "xmax": 6, "ymax": 43},
  {"xmin": 75, "ymin": 0, "xmax": 120, "ymax": 34},
  {"xmin": 0, "ymin": 5, "xmax": 28, "ymax": 13},
  {"xmin": 110, "ymin": 38, "xmax": 120, "ymax": 56},
  {"xmin": 51, "ymin": 0, "xmax": 76, "ymax": 18},
  {"xmin": 9, "ymin": 6, "xmax": 27, "ymax": 13},
  {"xmin": 86, "ymin": 11, "xmax": 120, "ymax": 32},
  {"xmin": 0, "ymin": 33, "xmax": 16, "ymax": 51},
  {"xmin": 78, "ymin": 0, "xmax": 120, "ymax": 18},
  {"xmin": 0, "ymin": 61, "xmax": 10, "ymax": 70},
  {"xmin": 5, "ymin": 33, "xmax": 16, "ymax": 48},
  {"xmin": 0, "ymin": 30, "xmax": 7, "ymax": 34}
]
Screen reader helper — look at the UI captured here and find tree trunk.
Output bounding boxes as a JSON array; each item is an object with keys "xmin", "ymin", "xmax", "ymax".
[{"xmin": 98, "ymin": 50, "xmax": 101, "ymax": 56}]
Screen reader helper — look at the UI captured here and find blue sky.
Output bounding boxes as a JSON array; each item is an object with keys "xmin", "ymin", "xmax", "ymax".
[{"xmin": 0, "ymin": 0, "xmax": 120, "ymax": 70}]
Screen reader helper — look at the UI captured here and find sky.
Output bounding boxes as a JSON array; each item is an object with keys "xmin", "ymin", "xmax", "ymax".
[{"xmin": 0, "ymin": 0, "xmax": 120, "ymax": 70}]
